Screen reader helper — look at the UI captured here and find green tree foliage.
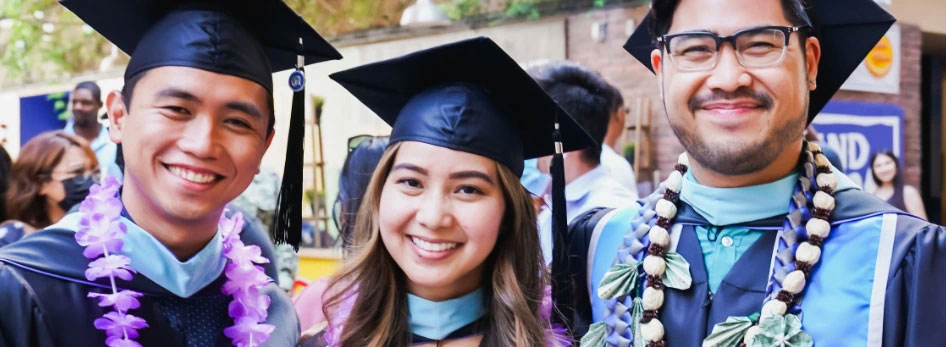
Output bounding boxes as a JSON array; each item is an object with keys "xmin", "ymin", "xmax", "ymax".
[
  {"xmin": 1, "ymin": 0, "xmax": 643, "ymax": 88},
  {"xmin": 284, "ymin": 0, "xmax": 414, "ymax": 38},
  {"xmin": 0, "ymin": 0, "xmax": 118, "ymax": 88},
  {"xmin": 46, "ymin": 91, "xmax": 69, "ymax": 120}
]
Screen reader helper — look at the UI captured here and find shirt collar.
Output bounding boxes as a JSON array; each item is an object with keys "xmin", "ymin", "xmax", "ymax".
[
  {"xmin": 64, "ymin": 122, "xmax": 110, "ymax": 151},
  {"xmin": 679, "ymin": 164, "xmax": 861, "ymax": 226},
  {"xmin": 681, "ymin": 170, "xmax": 799, "ymax": 226},
  {"xmin": 563, "ymin": 165, "xmax": 609, "ymax": 202},
  {"xmin": 408, "ymin": 288, "xmax": 485, "ymax": 340}
]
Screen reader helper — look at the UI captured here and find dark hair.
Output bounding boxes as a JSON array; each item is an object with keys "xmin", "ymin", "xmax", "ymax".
[
  {"xmin": 324, "ymin": 143, "xmax": 549, "ymax": 346},
  {"xmin": 650, "ymin": 0, "xmax": 813, "ymax": 53},
  {"xmin": 870, "ymin": 149, "xmax": 904, "ymax": 186},
  {"xmin": 527, "ymin": 61, "xmax": 614, "ymax": 165},
  {"xmin": 606, "ymin": 82, "xmax": 624, "ymax": 117},
  {"xmin": 870, "ymin": 150, "xmax": 906, "ymax": 210},
  {"xmin": 0, "ymin": 146, "xmax": 11, "ymax": 222},
  {"xmin": 74, "ymin": 81, "xmax": 102, "ymax": 103},
  {"xmin": 121, "ymin": 69, "xmax": 276, "ymax": 137},
  {"xmin": 5, "ymin": 131, "xmax": 98, "ymax": 228},
  {"xmin": 333, "ymin": 136, "xmax": 390, "ymax": 252}
]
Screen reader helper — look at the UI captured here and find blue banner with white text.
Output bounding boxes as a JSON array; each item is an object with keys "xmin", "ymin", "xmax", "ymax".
[{"xmin": 810, "ymin": 100, "xmax": 904, "ymax": 191}]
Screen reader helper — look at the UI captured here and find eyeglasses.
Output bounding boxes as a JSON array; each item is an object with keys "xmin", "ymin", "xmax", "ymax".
[
  {"xmin": 658, "ymin": 26, "xmax": 809, "ymax": 72},
  {"xmin": 347, "ymin": 134, "xmax": 374, "ymax": 153},
  {"xmin": 44, "ymin": 167, "xmax": 101, "ymax": 182}
]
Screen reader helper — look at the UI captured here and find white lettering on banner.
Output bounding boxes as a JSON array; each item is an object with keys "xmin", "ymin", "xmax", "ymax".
[
  {"xmin": 815, "ymin": 114, "xmax": 900, "ymax": 154},
  {"xmin": 825, "ymin": 132, "xmax": 871, "ymax": 173},
  {"xmin": 812, "ymin": 112, "xmax": 902, "ymax": 191}
]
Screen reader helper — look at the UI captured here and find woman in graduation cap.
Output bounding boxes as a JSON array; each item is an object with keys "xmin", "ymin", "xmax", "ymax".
[{"xmin": 302, "ymin": 37, "xmax": 594, "ymax": 346}]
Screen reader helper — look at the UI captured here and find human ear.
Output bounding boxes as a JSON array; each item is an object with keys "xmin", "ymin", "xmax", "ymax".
[
  {"xmin": 650, "ymin": 48, "xmax": 664, "ymax": 77},
  {"xmin": 105, "ymin": 90, "xmax": 128, "ymax": 144},
  {"xmin": 651, "ymin": 48, "xmax": 665, "ymax": 99},
  {"xmin": 804, "ymin": 37, "xmax": 821, "ymax": 90}
]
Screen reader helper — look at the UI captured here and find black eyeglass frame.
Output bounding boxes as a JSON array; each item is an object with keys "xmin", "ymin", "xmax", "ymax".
[
  {"xmin": 657, "ymin": 25, "xmax": 810, "ymax": 71},
  {"xmin": 347, "ymin": 134, "xmax": 374, "ymax": 153}
]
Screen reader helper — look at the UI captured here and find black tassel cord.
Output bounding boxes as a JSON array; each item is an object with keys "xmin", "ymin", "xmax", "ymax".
[
  {"xmin": 273, "ymin": 38, "xmax": 306, "ymax": 250},
  {"xmin": 550, "ymin": 119, "xmax": 576, "ymax": 342}
]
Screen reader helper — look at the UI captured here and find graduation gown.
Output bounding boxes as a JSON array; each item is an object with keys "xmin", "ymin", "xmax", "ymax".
[
  {"xmin": 299, "ymin": 319, "xmax": 487, "ymax": 347},
  {"xmin": 0, "ymin": 210, "xmax": 298, "ymax": 347},
  {"xmin": 567, "ymin": 187, "xmax": 946, "ymax": 346}
]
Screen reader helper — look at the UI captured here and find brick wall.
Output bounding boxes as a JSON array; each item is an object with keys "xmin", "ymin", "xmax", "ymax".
[
  {"xmin": 566, "ymin": 6, "xmax": 924, "ymax": 189},
  {"xmin": 834, "ymin": 24, "xmax": 923, "ymax": 189},
  {"xmin": 565, "ymin": 6, "xmax": 682, "ymax": 187}
]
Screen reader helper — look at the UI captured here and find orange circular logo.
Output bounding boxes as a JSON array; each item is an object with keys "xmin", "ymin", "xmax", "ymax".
[{"xmin": 865, "ymin": 35, "xmax": 893, "ymax": 78}]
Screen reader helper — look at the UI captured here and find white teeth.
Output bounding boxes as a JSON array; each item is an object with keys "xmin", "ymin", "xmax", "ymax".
[
  {"xmin": 169, "ymin": 165, "xmax": 216, "ymax": 184},
  {"xmin": 410, "ymin": 236, "xmax": 458, "ymax": 252}
]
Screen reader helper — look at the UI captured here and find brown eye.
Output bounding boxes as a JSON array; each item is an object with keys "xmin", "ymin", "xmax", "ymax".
[
  {"xmin": 457, "ymin": 186, "xmax": 483, "ymax": 195},
  {"xmin": 162, "ymin": 106, "xmax": 190, "ymax": 115},
  {"xmin": 225, "ymin": 118, "xmax": 253, "ymax": 129},
  {"xmin": 397, "ymin": 178, "xmax": 422, "ymax": 188}
]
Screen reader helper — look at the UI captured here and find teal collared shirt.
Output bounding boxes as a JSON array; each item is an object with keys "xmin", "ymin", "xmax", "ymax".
[
  {"xmin": 679, "ymin": 168, "xmax": 860, "ymax": 292},
  {"xmin": 680, "ymin": 171, "xmax": 800, "ymax": 292}
]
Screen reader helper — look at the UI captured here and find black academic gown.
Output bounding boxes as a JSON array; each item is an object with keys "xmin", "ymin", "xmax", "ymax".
[
  {"xmin": 299, "ymin": 319, "xmax": 487, "ymax": 347},
  {"xmin": 566, "ymin": 189, "xmax": 946, "ymax": 346},
  {"xmin": 0, "ymin": 210, "xmax": 297, "ymax": 347}
]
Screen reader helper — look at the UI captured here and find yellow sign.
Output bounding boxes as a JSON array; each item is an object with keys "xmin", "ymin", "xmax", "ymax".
[
  {"xmin": 865, "ymin": 35, "xmax": 894, "ymax": 78},
  {"xmin": 840, "ymin": 24, "xmax": 900, "ymax": 94}
]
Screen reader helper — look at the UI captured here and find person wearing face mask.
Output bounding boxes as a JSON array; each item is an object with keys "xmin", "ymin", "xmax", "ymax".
[
  {"xmin": 1, "ymin": 131, "xmax": 99, "ymax": 246},
  {"xmin": 869, "ymin": 151, "xmax": 927, "ymax": 220}
]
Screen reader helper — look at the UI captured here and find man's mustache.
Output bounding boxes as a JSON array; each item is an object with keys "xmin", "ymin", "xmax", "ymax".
[{"xmin": 688, "ymin": 88, "xmax": 774, "ymax": 112}]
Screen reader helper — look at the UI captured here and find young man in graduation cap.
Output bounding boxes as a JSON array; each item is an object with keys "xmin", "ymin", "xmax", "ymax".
[
  {"xmin": 0, "ymin": 1, "xmax": 340, "ymax": 346},
  {"xmin": 567, "ymin": 0, "xmax": 946, "ymax": 346}
]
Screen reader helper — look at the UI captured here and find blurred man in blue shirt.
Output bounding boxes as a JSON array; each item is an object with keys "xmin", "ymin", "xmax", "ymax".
[
  {"xmin": 525, "ymin": 61, "xmax": 638, "ymax": 265},
  {"xmin": 63, "ymin": 81, "xmax": 122, "ymax": 181}
]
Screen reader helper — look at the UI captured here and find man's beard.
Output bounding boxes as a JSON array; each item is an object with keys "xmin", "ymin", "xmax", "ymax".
[
  {"xmin": 669, "ymin": 94, "xmax": 807, "ymax": 176},
  {"xmin": 672, "ymin": 119, "xmax": 803, "ymax": 176}
]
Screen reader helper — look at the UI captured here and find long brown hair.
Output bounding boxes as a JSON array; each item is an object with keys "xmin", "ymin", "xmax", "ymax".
[
  {"xmin": 322, "ymin": 142, "xmax": 549, "ymax": 346},
  {"xmin": 5, "ymin": 131, "xmax": 97, "ymax": 228}
]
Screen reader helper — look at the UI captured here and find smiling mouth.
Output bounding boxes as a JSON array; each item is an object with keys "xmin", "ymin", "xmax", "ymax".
[
  {"xmin": 701, "ymin": 101, "xmax": 763, "ymax": 111},
  {"xmin": 165, "ymin": 164, "xmax": 222, "ymax": 184},
  {"xmin": 409, "ymin": 236, "xmax": 459, "ymax": 252}
]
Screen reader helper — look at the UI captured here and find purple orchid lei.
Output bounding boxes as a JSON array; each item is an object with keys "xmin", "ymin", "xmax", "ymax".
[{"xmin": 75, "ymin": 177, "xmax": 275, "ymax": 347}]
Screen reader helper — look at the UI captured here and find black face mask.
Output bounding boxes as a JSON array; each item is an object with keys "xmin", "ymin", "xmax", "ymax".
[{"xmin": 58, "ymin": 175, "xmax": 95, "ymax": 212}]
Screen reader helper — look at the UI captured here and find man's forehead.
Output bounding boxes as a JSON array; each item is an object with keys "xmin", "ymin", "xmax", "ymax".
[
  {"xmin": 136, "ymin": 66, "xmax": 269, "ymax": 103},
  {"xmin": 71, "ymin": 88, "xmax": 97, "ymax": 100},
  {"xmin": 668, "ymin": 0, "xmax": 791, "ymax": 35}
]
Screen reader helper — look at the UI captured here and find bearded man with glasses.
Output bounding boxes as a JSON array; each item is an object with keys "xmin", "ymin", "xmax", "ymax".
[{"xmin": 561, "ymin": 0, "xmax": 946, "ymax": 346}]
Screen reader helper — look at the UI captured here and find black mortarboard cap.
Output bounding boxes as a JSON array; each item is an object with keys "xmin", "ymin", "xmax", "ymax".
[
  {"xmin": 61, "ymin": 0, "xmax": 343, "ymax": 250},
  {"xmin": 60, "ymin": 0, "xmax": 343, "ymax": 91},
  {"xmin": 329, "ymin": 36, "xmax": 595, "ymax": 176},
  {"xmin": 624, "ymin": 0, "xmax": 895, "ymax": 123}
]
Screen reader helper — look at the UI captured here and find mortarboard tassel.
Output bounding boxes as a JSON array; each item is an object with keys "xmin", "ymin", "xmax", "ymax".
[
  {"xmin": 550, "ymin": 119, "xmax": 576, "ymax": 341},
  {"xmin": 274, "ymin": 37, "xmax": 306, "ymax": 251}
]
